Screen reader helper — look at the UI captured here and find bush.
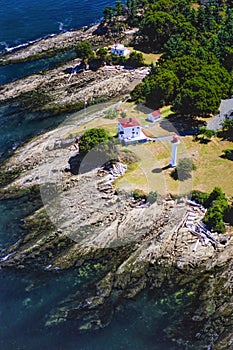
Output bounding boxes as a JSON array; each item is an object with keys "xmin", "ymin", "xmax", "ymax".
[
  {"xmin": 172, "ymin": 158, "xmax": 196, "ymax": 181},
  {"xmin": 202, "ymin": 187, "xmax": 229, "ymax": 233},
  {"xmin": 222, "ymin": 118, "xmax": 233, "ymax": 131},
  {"xmin": 203, "ymin": 207, "xmax": 226, "ymax": 233},
  {"xmin": 79, "ymin": 128, "xmax": 110, "ymax": 153},
  {"xmin": 222, "ymin": 148, "xmax": 233, "ymax": 160},
  {"xmin": 104, "ymin": 108, "xmax": 118, "ymax": 119},
  {"xmin": 147, "ymin": 191, "xmax": 158, "ymax": 204},
  {"xmin": 191, "ymin": 190, "xmax": 209, "ymax": 206},
  {"xmin": 119, "ymin": 149, "xmax": 139, "ymax": 164},
  {"xmin": 127, "ymin": 51, "xmax": 145, "ymax": 68},
  {"xmin": 75, "ymin": 41, "xmax": 94, "ymax": 60},
  {"xmin": 197, "ymin": 126, "xmax": 216, "ymax": 143},
  {"xmin": 132, "ymin": 189, "xmax": 147, "ymax": 201},
  {"xmin": 205, "ymin": 186, "xmax": 227, "ymax": 208}
]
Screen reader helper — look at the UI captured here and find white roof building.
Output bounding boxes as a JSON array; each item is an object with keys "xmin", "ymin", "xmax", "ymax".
[{"xmin": 110, "ymin": 43, "xmax": 130, "ymax": 57}]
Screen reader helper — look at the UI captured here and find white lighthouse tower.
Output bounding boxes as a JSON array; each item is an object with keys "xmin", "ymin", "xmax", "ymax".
[{"xmin": 170, "ymin": 134, "xmax": 180, "ymax": 167}]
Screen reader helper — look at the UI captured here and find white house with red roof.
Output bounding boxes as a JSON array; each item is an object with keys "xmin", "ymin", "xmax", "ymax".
[
  {"xmin": 118, "ymin": 117, "xmax": 145, "ymax": 141},
  {"xmin": 147, "ymin": 109, "xmax": 162, "ymax": 123},
  {"xmin": 111, "ymin": 42, "xmax": 130, "ymax": 56}
]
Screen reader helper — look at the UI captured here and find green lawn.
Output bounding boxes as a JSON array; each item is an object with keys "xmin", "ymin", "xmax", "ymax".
[
  {"xmin": 126, "ymin": 46, "xmax": 162, "ymax": 65},
  {"xmin": 64, "ymin": 102, "xmax": 233, "ymax": 197}
]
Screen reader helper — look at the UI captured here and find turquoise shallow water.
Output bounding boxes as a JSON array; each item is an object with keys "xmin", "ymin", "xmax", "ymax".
[{"xmin": 0, "ymin": 1, "xmax": 205, "ymax": 349}]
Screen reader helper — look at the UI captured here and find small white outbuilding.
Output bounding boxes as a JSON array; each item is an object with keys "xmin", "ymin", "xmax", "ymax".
[
  {"xmin": 110, "ymin": 42, "xmax": 130, "ymax": 56},
  {"xmin": 147, "ymin": 109, "xmax": 162, "ymax": 123}
]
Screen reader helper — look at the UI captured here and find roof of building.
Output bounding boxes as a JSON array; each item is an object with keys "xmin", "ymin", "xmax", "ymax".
[
  {"xmin": 112, "ymin": 43, "xmax": 126, "ymax": 51},
  {"xmin": 118, "ymin": 117, "xmax": 141, "ymax": 128},
  {"xmin": 219, "ymin": 98, "xmax": 233, "ymax": 117},
  {"xmin": 149, "ymin": 109, "xmax": 162, "ymax": 118}
]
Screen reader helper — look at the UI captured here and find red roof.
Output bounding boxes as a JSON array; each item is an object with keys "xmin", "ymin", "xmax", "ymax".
[
  {"xmin": 150, "ymin": 109, "xmax": 161, "ymax": 118},
  {"xmin": 118, "ymin": 117, "xmax": 141, "ymax": 128}
]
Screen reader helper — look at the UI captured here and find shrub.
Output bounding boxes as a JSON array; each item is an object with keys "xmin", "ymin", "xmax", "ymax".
[
  {"xmin": 202, "ymin": 187, "xmax": 229, "ymax": 233},
  {"xmin": 197, "ymin": 126, "xmax": 216, "ymax": 143},
  {"xmin": 119, "ymin": 149, "xmax": 139, "ymax": 164},
  {"xmin": 132, "ymin": 189, "xmax": 147, "ymax": 201},
  {"xmin": 75, "ymin": 41, "xmax": 94, "ymax": 60},
  {"xmin": 222, "ymin": 149, "xmax": 233, "ymax": 160},
  {"xmin": 203, "ymin": 207, "xmax": 226, "ymax": 233},
  {"xmin": 104, "ymin": 108, "xmax": 118, "ymax": 119},
  {"xmin": 79, "ymin": 128, "xmax": 110, "ymax": 153},
  {"xmin": 205, "ymin": 186, "xmax": 227, "ymax": 207},
  {"xmin": 127, "ymin": 51, "xmax": 145, "ymax": 68},
  {"xmin": 172, "ymin": 158, "xmax": 196, "ymax": 181},
  {"xmin": 222, "ymin": 118, "xmax": 233, "ymax": 131},
  {"xmin": 191, "ymin": 190, "xmax": 209, "ymax": 206},
  {"xmin": 147, "ymin": 191, "xmax": 158, "ymax": 204}
]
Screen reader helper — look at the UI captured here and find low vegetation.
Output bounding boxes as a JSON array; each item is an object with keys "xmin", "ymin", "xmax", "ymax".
[
  {"xmin": 107, "ymin": 0, "xmax": 233, "ymax": 116},
  {"xmin": 0, "ymin": 168, "xmax": 22, "ymax": 188},
  {"xmin": 171, "ymin": 158, "xmax": 196, "ymax": 181},
  {"xmin": 222, "ymin": 148, "xmax": 233, "ymax": 160},
  {"xmin": 79, "ymin": 128, "xmax": 112, "ymax": 154},
  {"xmin": 132, "ymin": 188, "xmax": 158, "ymax": 203},
  {"xmin": 191, "ymin": 187, "xmax": 229, "ymax": 233},
  {"xmin": 196, "ymin": 126, "xmax": 216, "ymax": 143}
]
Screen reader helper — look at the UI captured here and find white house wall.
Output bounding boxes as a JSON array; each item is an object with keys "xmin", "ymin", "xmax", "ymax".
[{"xmin": 118, "ymin": 124, "xmax": 142, "ymax": 139}]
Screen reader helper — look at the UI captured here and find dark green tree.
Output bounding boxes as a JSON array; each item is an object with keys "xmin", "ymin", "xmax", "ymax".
[
  {"xmin": 96, "ymin": 47, "xmax": 108, "ymax": 63},
  {"xmin": 140, "ymin": 9, "xmax": 176, "ymax": 49},
  {"xmin": 75, "ymin": 41, "xmax": 94, "ymax": 60},
  {"xmin": 173, "ymin": 158, "xmax": 196, "ymax": 181},
  {"xmin": 127, "ymin": 51, "xmax": 144, "ymax": 67},
  {"xmin": 203, "ymin": 187, "xmax": 229, "ymax": 233},
  {"xmin": 173, "ymin": 77, "xmax": 221, "ymax": 117},
  {"xmin": 146, "ymin": 68, "xmax": 179, "ymax": 106},
  {"xmin": 126, "ymin": 0, "xmax": 138, "ymax": 26},
  {"xmin": 222, "ymin": 118, "xmax": 233, "ymax": 132},
  {"xmin": 103, "ymin": 6, "xmax": 114, "ymax": 22},
  {"xmin": 79, "ymin": 128, "xmax": 111, "ymax": 153},
  {"xmin": 114, "ymin": 0, "xmax": 124, "ymax": 16}
]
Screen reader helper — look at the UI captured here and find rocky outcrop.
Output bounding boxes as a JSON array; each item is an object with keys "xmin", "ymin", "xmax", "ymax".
[
  {"xmin": 0, "ymin": 29, "xmax": 232, "ymax": 348},
  {"xmin": 0, "ymin": 25, "xmax": 111, "ymax": 64},
  {"xmin": 1, "ymin": 151, "xmax": 232, "ymax": 348},
  {"xmin": 0, "ymin": 60, "xmax": 147, "ymax": 117}
]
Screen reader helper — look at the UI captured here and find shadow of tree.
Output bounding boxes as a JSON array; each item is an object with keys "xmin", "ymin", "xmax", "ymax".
[
  {"xmin": 217, "ymin": 129, "xmax": 233, "ymax": 142},
  {"xmin": 68, "ymin": 152, "xmax": 111, "ymax": 175},
  {"xmin": 159, "ymin": 114, "xmax": 206, "ymax": 136},
  {"xmin": 170, "ymin": 168, "xmax": 192, "ymax": 181},
  {"xmin": 224, "ymin": 207, "xmax": 233, "ymax": 226}
]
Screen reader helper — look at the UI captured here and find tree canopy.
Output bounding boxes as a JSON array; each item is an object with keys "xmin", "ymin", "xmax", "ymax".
[
  {"xmin": 79, "ymin": 128, "xmax": 111, "ymax": 153},
  {"xmin": 131, "ymin": 54, "xmax": 231, "ymax": 116},
  {"xmin": 122, "ymin": 0, "xmax": 233, "ymax": 116},
  {"xmin": 75, "ymin": 41, "xmax": 94, "ymax": 60}
]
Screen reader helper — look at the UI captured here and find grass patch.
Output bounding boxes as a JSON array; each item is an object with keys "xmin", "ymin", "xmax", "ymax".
[
  {"xmin": 182, "ymin": 136, "xmax": 233, "ymax": 196},
  {"xmin": 126, "ymin": 47, "xmax": 162, "ymax": 65}
]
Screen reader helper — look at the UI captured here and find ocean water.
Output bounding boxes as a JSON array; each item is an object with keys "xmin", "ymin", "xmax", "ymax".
[
  {"xmin": 0, "ymin": 0, "xmax": 115, "ymax": 85},
  {"xmin": 0, "ymin": 1, "xmax": 203, "ymax": 349}
]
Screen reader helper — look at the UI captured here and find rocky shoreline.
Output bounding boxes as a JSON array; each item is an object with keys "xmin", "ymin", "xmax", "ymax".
[
  {"xmin": 0, "ymin": 22, "xmax": 141, "ymax": 115},
  {"xmin": 0, "ymin": 109, "xmax": 232, "ymax": 349},
  {"xmin": 0, "ymin": 24, "xmax": 117, "ymax": 64},
  {"xmin": 0, "ymin": 24, "xmax": 233, "ymax": 350}
]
